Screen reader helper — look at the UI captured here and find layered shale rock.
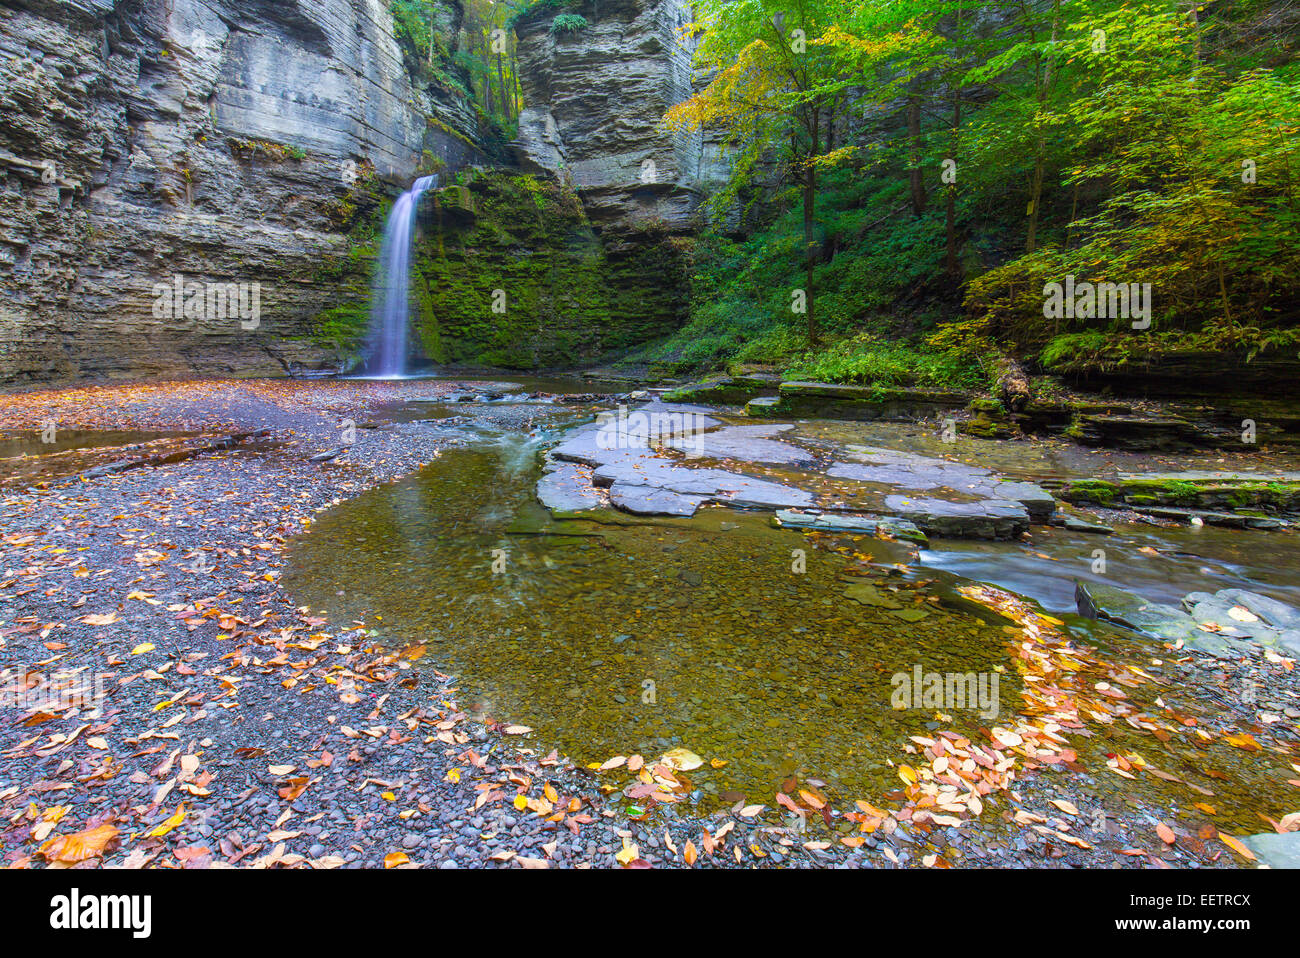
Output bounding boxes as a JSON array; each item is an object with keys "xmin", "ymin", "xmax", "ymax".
[
  {"xmin": 511, "ymin": 0, "xmax": 726, "ymax": 240},
  {"xmin": 509, "ymin": 0, "xmax": 728, "ymax": 333},
  {"xmin": 0, "ymin": 0, "xmax": 486, "ymax": 387}
]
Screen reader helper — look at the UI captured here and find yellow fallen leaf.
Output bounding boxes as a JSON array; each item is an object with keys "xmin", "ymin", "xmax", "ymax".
[
  {"xmin": 384, "ymin": 852, "xmax": 409, "ymax": 868},
  {"xmin": 1219, "ymin": 833, "xmax": 1256, "ymax": 861},
  {"xmin": 991, "ymin": 727, "xmax": 1023, "ymax": 748},
  {"xmin": 615, "ymin": 837, "xmax": 639, "ymax": 866},
  {"xmin": 660, "ymin": 748, "xmax": 703, "ymax": 772},
  {"xmin": 146, "ymin": 804, "xmax": 185, "ymax": 838},
  {"xmin": 130, "ymin": 642, "xmax": 154, "ymax": 655}
]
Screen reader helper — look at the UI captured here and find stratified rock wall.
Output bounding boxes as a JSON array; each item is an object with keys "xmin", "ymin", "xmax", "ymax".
[
  {"xmin": 0, "ymin": 0, "xmax": 484, "ymax": 387},
  {"xmin": 511, "ymin": 0, "xmax": 727, "ymax": 244},
  {"xmin": 507, "ymin": 0, "xmax": 726, "ymax": 343}
]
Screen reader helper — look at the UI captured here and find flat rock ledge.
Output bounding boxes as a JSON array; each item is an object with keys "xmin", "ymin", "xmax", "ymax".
[
  {"xmin": 535, "ymin": 404, "xmax": 1056, "ymax": 539},
  {"xmin": 745, "ymin": 381, "xmax": 969, "ymax": 421},
  {"xmin": 772, "ymin": 510, "xmax": 928, "ymax": 544}
]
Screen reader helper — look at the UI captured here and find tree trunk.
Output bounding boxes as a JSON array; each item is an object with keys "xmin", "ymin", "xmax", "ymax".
[
  {"xmin": 907, "ymin": 94, "xmax": 927, "ymax": 217},
  {"xmin": 1026, "ymin": 0, "xmax": 1060, "ymax": 253},
  {"xmin": 803, "ymin": 109, "xmax": 821, "ymax": 346},
  {"xmin": 945, "ymin": 97, "xmax": 962, "ymax": 277},
  {"xmin": 804, "ymin": 162, "xmax": 817, "ymax": 345},
  {"xmin": 945, "ymin": 6, "xmax": 963, "ymax": 278},
  {"xmin": 497, "ymin": 53, "xmax": 508, "ymax": 121},
  {"xmin": 434, "ymin": 7, "xmax": 444, "ymax": 70},
  {"xmin": 993, "ymin": 356, "xmax": 1032, "ymax": 411}
]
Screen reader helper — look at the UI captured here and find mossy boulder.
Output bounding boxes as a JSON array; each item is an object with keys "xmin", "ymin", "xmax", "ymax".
[
  {"xmin": 960, "ymin": 397, "xmax": 1017, "ymax": 439},
  {"xmin": 1059, "ymin": 472, "xmax": 1300, "ymax": 515}
]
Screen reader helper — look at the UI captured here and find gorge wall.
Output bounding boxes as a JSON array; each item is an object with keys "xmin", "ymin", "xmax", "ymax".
[
  {"xmin": 0, "ymin": 0, "xmax": 721, "ymax": 387},
  {"xmin": 0, "ymin": 0, "xmax": 485, "ymax": 388},
  {"xmin": 423, "ymin": 0, "xmax": 728, "ymax": 369},
  {"xmin": 511, "ymin": 0, "xmax": 727, "ymax": 241}
]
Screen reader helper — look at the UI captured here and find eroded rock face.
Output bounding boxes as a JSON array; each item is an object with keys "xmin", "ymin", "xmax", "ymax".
[
  {"xmin": 511, "ymin": 0, "xmax": 727, "ymax": 243},
  {"xmin": 0, "ymin": 0, "xmax": 484, "ymax": 387}
]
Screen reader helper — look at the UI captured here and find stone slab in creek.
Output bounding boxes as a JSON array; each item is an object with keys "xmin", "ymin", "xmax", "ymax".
[
  {"xmin": 535, "ymin": 460, "xmax": 605, "ymax": 515},
  {"xmin": 772, "ymin": 510, "xmax": 928, "ymax": 544},
  {"xmin": 826, "ymin": 445, "xmax": 1055, "ymax": 535},
  {"xmin": 539, "ymin": 405, "xmax": 813, "ymax": 518},
  {"xmin": 884, "ymin": 495, "xmax": 1030, "ymax": 540},
  {"xmin": 608, "ymin": 483, "xmax": 709, "ymax": 517},
  {"xmin": 663, "ymin": 423, "xmax": 818, "ymax": 466},
  {"xmin": 539, "ymin": 410, "xmax": 1058, "ymax": 534}
]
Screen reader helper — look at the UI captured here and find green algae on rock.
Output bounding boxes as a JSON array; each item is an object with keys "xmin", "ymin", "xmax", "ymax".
[{"xmin": 407, "ymin": 171, "xmax": 691, "ymax": 369}]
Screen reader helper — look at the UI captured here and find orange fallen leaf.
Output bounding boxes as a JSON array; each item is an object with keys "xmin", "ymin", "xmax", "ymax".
[{"xmin": 40, "ymin": 823, "xmax": 119, "ymax": 863}]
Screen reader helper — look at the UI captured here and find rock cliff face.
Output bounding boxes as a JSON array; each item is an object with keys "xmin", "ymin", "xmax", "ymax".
[
  {"xmin": 511, "ymin": 0, "xmax": 726, "ymax": 245},
  {"xmin": 0, "ymin": 0, "xmax": 486, "ymax": 387},
  {"xmin": 1, "ymin": 0, "xmax": 718, "ymax": 388},
  {"xmin": 505, "ymin": 0, "xmax": 727, "ymax": 347},
  {"xmin": 407, "ymin": 169, "xmax": 694, "ymax": 369}
]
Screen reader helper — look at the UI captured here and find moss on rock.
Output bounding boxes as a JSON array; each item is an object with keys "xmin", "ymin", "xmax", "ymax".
[{"xmin": 407, "ymin": 171, "xmax": 689, "ymax": 368}]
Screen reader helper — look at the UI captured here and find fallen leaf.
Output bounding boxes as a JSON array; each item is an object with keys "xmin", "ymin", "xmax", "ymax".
[{"xmin": 40, "ymin": 824, "xmax": 119, "ymax": 863}]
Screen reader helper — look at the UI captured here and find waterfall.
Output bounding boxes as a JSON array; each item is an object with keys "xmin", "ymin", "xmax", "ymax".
[{"xmin": 369, "ymin": 175, "xmax": 437, "ymax": 378}]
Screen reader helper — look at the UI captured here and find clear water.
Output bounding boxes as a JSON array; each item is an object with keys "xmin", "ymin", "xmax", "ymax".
[{"xmin": 284, "ymin": 408, "xmax": 1300, "ymax": 827}]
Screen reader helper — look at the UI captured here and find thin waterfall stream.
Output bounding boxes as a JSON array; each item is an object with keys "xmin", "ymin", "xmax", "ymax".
[{"xmin": 369, "ymin": 175, "xmax": 437, "ymax": 378}]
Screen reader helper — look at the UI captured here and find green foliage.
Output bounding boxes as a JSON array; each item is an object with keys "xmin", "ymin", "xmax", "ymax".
[
  {"xmin": 508, "ymin": 0, "xmax": 572, "ymax": 29},
  {"xmin": 670, "ymin": 0, "xmax": 1300, "ymax": 385},
  {"xmin": 786, "ymin": 335, "xmax": 988, "ymax": 390},
  {"xmin": 641, "ymin": 165, "xmax": 970, "ymax": 378},
  {"xmin": 549, "ymin": 13, "xmax": 588, "ymax": 34}
]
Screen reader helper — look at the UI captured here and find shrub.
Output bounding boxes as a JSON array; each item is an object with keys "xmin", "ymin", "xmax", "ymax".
[{"xmin": 549, "ymin": 13, "xmax": 588, "ymax": 35}]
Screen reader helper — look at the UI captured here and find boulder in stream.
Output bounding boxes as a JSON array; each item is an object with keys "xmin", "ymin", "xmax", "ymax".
[
  {"xmin": 1240, "ymin": 832, "xmax": 1300, "ymax": 869},
  {"xmin": 1076, "ymin": 581, "xmax": 1300, "ymax": 657}
]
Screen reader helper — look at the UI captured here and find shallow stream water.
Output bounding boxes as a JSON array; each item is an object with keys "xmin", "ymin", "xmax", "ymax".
[{"xmin": 283, "ymin": 392, "xmax": 1300, "ymax": 826}]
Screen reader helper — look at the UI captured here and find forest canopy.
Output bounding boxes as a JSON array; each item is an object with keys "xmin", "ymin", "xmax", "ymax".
[{"xmin": 654, "ymin": 0, "xmax": 1299, "ymax": 387}]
